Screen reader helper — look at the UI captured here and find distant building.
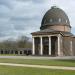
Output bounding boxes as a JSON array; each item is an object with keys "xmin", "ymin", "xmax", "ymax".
[
  {"xmin": 0, "ymin": 48, "xmax": 32, "ymax": 55},
  {"xmin": 31, "ymin": 6, "xmax": 75, "ymax": 56}
]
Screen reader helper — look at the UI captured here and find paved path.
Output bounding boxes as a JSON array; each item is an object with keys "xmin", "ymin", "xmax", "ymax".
[
  {"xmin": 0, "ymin": 63, "xmax": 75, "ymax": 70},
  {"xmin": 0, "ymin": 56, "xmax": 75, "ymax": 60}
]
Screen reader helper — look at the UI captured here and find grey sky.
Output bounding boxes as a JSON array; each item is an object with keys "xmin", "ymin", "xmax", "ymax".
[{"xmin": 0, "ymin": 0, "xmax": 75, "ymax": 41}]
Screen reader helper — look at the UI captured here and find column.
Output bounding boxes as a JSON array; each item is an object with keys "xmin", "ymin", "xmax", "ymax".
[
  {"xmin": 40, "ymin": 36, "xmax": 43, "ymax": 55},
  {"xmin": 32, "ymin": 37, "xmax": 35, "ymax": 55},
  {"xmin": 49, "ymin": 36, "xmax": 51, "ymax": 55},
  {"xmin": 18, "ymin": 51, "xmax": 20, "ymax": 55},
  {"xmin": 58, "ymin": 34, "xmax": 61, "ymax": 56},
  {"xmin": 70, "ymin": 41, "xmax": 73, "ymax": 56}
]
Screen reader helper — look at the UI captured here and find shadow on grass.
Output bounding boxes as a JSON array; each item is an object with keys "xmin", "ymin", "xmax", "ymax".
[{"xmin": 57, "ymin": 59, "xmax": 75, "ymax": 63}]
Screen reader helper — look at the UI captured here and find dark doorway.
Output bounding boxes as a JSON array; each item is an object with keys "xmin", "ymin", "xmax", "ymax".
[
  {"xmin": 43, "ymin": 37, "xmax": 49, "ymax": 55},
  {"xmin": 43, "ymin": 45, "xmax": 49, "ymax": 55},
  {"xmin": 35, "ymin": 37, "xmax": 40, "ymax": 55},
  {"xmin": 51, "ymin": 36, "xmax": 57, "ymax": 56}
]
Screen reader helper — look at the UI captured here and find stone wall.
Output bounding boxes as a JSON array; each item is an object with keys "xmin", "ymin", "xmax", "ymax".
[
  {"xmin": 62, "ymin": 36, "xmax": 72, "ymax": 56},
  {"xmin": 41, "ymin": 25, "xmax": 71, "ymax": 32},
  {"xmin": 72, "ymin": 37, "xmax": 75, "ymax": 55}
]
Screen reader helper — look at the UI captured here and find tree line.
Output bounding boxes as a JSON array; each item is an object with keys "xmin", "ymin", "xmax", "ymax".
[{"xmin": 0, "ymin": 36, "xmax": 32, "ymax": 50}]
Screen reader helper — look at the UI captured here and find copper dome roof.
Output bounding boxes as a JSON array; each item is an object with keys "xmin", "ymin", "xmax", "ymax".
[{"xmin": 41, "ymin": 6, "xmax": 71, "ymax": 29}]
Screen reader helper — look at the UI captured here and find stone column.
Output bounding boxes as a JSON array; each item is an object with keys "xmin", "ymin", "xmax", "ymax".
[
  {"xmin": 49, "ymin": 36, "xmax": 51, "ymax": 55},
  {"xmin": 18, "ymin": 51, "xmax": 20, "ymax": 55},
  {"xmin": 70, "ymin": 40, "xmax": 73, "ymax": 56},
  {"xmin": 40, "ymin": 36, "xmax": 43, "ymax": 55},
  {"xmin": 32, "ymin": 37, "xmax": 35, "ymax": 55},
  {"xmin": 58, "ymin": 34, "xmax": 61, "ymax": 56}
]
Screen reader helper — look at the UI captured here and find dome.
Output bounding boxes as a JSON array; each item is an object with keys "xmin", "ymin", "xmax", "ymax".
[{"xmin": 40, "ymin": 6, "xmax": 71, "ymax": 30}]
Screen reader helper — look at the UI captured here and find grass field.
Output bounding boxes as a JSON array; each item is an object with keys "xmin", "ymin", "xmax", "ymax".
[
  {"xmin": 0, "ymin": 54, "xmax": 19, "ymax": 56},
  {"xmin": 0, "ymin": 58, "xmax": 75, "ymax": 67},
  {"xmin": 0, "ymin": 65, "xmax": 75, "ymax": 75}
]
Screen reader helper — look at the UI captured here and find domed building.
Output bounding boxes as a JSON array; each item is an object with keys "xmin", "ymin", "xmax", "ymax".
[{"xmin": 31, "ymin": 6, "xmax": 75, "ymax": 56}]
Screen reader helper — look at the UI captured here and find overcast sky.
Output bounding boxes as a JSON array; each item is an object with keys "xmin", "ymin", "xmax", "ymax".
[{"xmin": 0, "ymin": 0, "xmax": 75, "ymax": 41}]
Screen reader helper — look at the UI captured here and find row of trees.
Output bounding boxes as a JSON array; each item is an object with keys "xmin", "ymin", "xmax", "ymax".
[{"xmin": 0, "ymin": 36, "xmax": 32, "ymax": 50}]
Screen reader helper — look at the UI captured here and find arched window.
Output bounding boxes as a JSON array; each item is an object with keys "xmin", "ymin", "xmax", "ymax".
[
  {"xmin": 66, "ymin": 20, "xmax": 68, "ymax": 23},
  {"xmin": 59, "ymin": 18, "xmax": 61, "ymax": 22},
  {"xmin": 49, "ymin": 19, "xmax": 53, "ymax": 22}
]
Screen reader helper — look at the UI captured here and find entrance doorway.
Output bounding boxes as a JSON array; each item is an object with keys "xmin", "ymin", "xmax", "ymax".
[
  {"xmin": 51, "ymin": 36, "xmax": 57, "ymax": 56},
  {"xmin": 43, "ymin": 37, "xmax": 49, "ymax": 55},
  {"xmin": 35, "ymin": 37, "xmax": 40, "ymax": 55}
]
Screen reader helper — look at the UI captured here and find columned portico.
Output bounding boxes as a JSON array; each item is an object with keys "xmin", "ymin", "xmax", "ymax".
[{"xmin": 32, "ymin": 35, "xmax": 61, "ymax": 56}]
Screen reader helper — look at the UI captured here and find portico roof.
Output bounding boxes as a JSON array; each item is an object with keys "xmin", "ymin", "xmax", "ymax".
[{"xmin": 31, "ymin": 29, "xmax": 73, "ymax": 37}]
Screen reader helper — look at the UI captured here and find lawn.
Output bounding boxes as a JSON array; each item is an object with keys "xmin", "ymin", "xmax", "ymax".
[
  {"xmin": 0, "ymin": 54, "xmax": 19, "ymax": 56},
  {"xmin": 0, "ymin": 65, "xmax": 75, "ymax": 75},
  {"xmin": 0, "ymin": 58, "xmax": 75, "ymax": 67}
]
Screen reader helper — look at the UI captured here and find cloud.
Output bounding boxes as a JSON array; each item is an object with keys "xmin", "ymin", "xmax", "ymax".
[
  {"xmin": 0, "ymin": 0, "xmax": 16, "ymax": 9},
  {"xmin": 16, "ymin": 0, "xmax": 46, "ymax": 3},
  {"xmin": 0, "ymin": 0, "xmax": 74, "ymax": 41}
]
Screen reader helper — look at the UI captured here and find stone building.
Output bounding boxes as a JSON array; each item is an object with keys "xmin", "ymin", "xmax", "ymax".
[
  {"xmin": 31, "ymin": 6, "xmax": 75, "ymax": 56},
  {"xmin": 0, "ymin": 48, "xmax": 32, "ymax": 55}
]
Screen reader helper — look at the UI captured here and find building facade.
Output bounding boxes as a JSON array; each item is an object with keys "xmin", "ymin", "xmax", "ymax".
[
  {"xmin": 0, "ymin": 48, "xmax": 32, "ymax": 55},
  {"xmin": 31, "ymin": 6, "xmax": 75, "ymax": 56}
]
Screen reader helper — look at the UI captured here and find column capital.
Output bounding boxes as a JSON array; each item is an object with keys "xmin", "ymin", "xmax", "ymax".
[
  {"xmin": 57, "ymin": 34, "xmax": 61, "ymax": 37},
  {"xmin": 48, "ymin": 36, "xmax": 51, "ymax": 38},
  {"xmin": 39, "ymin": 36, "xmax": 43, "ymax": 38}
]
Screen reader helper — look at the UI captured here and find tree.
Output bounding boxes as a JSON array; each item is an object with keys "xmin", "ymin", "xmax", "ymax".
[
  {"xmin": 0, "ymin": 35, "xmax": 32, "ymax": 49},
  {"xmin": 17, "ymin": 36, "xmax": 32, "ymax": 48}
]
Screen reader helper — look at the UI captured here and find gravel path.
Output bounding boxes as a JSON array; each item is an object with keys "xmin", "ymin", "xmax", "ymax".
[
  {"xmin": 0, "ymin": 63, "xmax": 75, "ymax": 70},
  {"xmin": 0, "ymin": 56, "xmax": 75, "ymax": 60}
]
